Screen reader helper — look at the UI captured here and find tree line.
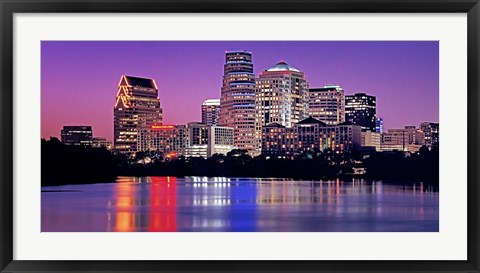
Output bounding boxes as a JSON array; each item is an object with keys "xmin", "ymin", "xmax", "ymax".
[{"xmin": 41, "ymin": 137, "xmax": 439, "ymax": 186}]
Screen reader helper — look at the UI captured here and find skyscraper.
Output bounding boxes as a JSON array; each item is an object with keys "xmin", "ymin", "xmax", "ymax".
[
  {"xmin": 345, "ymin": 93, "xmax": 376, "ymax": 132},
  {"xmin": 114, "ymin": 75, "xmax": 163, "ymax": 153},
  {"xmin": 219, "ymin": 50, "xmax": 256, "ymax": 154},
  {"xmin": 61, "ymin": 126, "xmax": 93, "ymax": 146},
  {"xmin": 255, "ymin": 61, "xmax": 309, "ymax": 128},
  {"xmin": 308, "ymin": 85, "xmax": 345, "ymax": 125},
  {"xmin": 255, "ymin": 61, "xmax": 309, "ymax": 152},
  {"xmin": 201, "ymin": 99, "xmax": 220, "ymax": 126}
]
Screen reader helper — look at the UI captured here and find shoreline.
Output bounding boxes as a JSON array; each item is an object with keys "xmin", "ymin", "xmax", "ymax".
[{"xmin": 41, "ymin": 175, "xmax": 439, "ymax": 188}]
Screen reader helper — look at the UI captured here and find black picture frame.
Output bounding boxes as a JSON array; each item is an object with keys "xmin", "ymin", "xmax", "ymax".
[{"xmin": 1, "ymin": 0, "xmax": 479, "ymax": 272}]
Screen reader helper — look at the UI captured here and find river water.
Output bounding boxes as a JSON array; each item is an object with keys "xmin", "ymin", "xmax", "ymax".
[{"xmin": 41, "ymin": 177, "xmax": 438, "ymax": 232}]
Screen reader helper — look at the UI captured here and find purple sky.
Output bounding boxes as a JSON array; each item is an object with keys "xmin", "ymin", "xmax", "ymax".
[{"xmin": 41, "ymin": 41, "xmax": 438, "ymax": 141}]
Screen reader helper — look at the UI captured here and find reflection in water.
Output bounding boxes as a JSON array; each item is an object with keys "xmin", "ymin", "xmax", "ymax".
[
  {"xmin": 148, "ymin": 176, "xmax": 176, "ymax": 232},
  {"xmin": 42, "ymin": 177, "xmax": 439, "ymax": 232}
]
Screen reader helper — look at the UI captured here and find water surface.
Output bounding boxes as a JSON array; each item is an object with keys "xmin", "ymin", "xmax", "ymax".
[{"xmin": 41, "ymin": 177, "xmax": 439, "ymax": 232}]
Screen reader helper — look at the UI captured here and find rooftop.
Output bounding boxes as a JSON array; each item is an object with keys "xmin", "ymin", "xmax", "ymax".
[
  {"xmin": 266, "ymin": 61, "xmax": 300, "ymax": 72},
  {"xmin": 310, "ymin": 85, "xmax": 344, "ymax": 92},
  {"xmin": 264, "ymin": 123, "xmax": 286, "ymax": 128},
  {"xmin": 124, "ymin": 75, "xmax": 157, "ymax": 89},
  {"xmin": 202, "ymin": 99, "xmax": 221, "ymax": 106},
  {"xmin": 296, "ymin": 117, "xmax": 327, "ymax": 126},
  {"xmin": 225, "ymin": 50, "xmax": 252, "ymax": 54}
]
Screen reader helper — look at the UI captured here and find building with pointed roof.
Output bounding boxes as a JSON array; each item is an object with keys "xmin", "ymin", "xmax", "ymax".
[{"xmin": 114, "ymin": 75, "xmax": 163, "ymax": 153}]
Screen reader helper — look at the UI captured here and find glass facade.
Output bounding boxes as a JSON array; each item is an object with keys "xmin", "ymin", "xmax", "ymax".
[
  {"xmin": 219, "ymin": 51, "xmax": 256, "ymax": 154},
  {"xmin": 345, "ymin": 93, "xmax": 376, "ymax": 132},
  {"xmin": 255, "ymin": 61, "xmax": 309, "ymax": 153},
  {"xmin": 113, "ymin": 75, "xmax": 163, "ymax": 153},
  {"xmin": 308, "ymin": 85, "xmax": 345, "ymax": 125}
]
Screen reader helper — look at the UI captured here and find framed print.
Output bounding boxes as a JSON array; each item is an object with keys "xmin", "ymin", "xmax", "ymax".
[{"xmin": 1, "ymin": 0, "xmax": 479, "ymax": 272}]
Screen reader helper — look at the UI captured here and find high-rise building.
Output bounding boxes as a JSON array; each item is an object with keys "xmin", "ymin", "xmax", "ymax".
[
  {"xmin": 420, "ymin": 122, "xmax": 439, "ymax": 149},
  {"xmin": 375, "ymin": 117, "xmax": 384, "ymax": 133},
  {"xmin": 308, "ymin": 85, "xmax": 345, "ymax": 125},
  {"xmin": 255, "ymin": 61, "xmax": 309, "ymax": 128},
  {"xmin": 345, "ymin": 93, "xmax": 376, "ymax": 132},
  {"xmin": 114, "ymin": 75, "xmax": 163, "ymax": 153},
  {"xmin": 255, "ymin": 61, "xmax": 309, "ymax": 153},
  {"xmin": 201, "ymin": 99, "xmax": 221, "ymax": 126},
  {"xmin": 219, "ymin": 50, "xmax": 256, "ymax": 154},
  {"xmin": 61, "ymin": 126, "xmax": 93, "ymax": 146}
]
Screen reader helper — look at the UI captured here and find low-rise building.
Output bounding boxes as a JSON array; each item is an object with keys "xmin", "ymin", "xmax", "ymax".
[
  {"xmin": 138, "ymin": 122, "xmax": 235, "ymax": 158},
  {"xmin": 361, "ymin": 131, "xmax": 381, "ymax": 151},
  {"xmin": 137, "ymin": 125, "xmax": 189, "ymax": 156},
  {"xmin": 261, "ymin": 117, "xmax": 361, "ymax": 155},
  {"xmin": 261, "ymin": 123, "xmax": 296, "ymax": 156},
  {"xmin": 186, "ymin": 122, "xmax": 235, "ymax": 158},
  {"xmin": 381, "ymin": 126, "xmax": 425, "ymax": 152},
  {"xmin": 92, "ymin": 137, "xmax": 112, "ymax": 150},
  {"xmin": 60, "ymin": 126, "xmax": 93, "ymax": 146},
  {"xmin": 420, "ymin": 122, "xmax": 439, "ymax": 149}
]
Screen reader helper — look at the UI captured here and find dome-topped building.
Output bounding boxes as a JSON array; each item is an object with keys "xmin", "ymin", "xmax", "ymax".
[
  {"xmin": 266, "ymin": 61, "xmax": 300, "ymax": 72},
  {"xmin": 254, "ymin": 60, "xmax": 309, "ymax": 152}
]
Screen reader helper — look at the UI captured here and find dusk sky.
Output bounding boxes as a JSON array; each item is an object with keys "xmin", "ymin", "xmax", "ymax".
[{"xmin": 41, "ymin": 41, "xmax": 438, "ymax": 141}]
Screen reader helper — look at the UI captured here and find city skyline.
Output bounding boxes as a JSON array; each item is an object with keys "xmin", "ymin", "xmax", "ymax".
[{"xmin": 41, "ymin": 41, "xmax": 439, "ymax": 141}]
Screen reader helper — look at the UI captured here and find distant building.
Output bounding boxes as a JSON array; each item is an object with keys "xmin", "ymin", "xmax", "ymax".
[
  {"xmin": 295, "ymin": 117, "xmax": 334, "ymax": 153},
  {"xmin": 137, "ymin": 125, "xmax": 189, "ymax": 156},
  {"xmin": 208, "ymin": 126, "xmax": 235, "ymax": 156},
  {"xmin": 114, "ymin": 75, "xmax": 163, "ymax": 153},
  {"xmin": 420, "ymin": 122, "xmax": 439, "ymax": 149},
  {"xmin": 185, "ymin": 122, "xmax": 209, "ymax": 157},
  {"xmin": 186, "ymin": 122, "xmax": 235, "ymax": 158},
  {"xmin": 381, "ymin": 126, "xmax": 425, "ymax": 153},
  {"xmin": 375, "ymin": 117, "xmax": 384, "ymax": 133},
  {"xmin": 261, "ymin": 117, "xmax": 361, "ymax": 156},
  {"xmin": 255, "ymin": 61, "xmax": 309, "ymax": 128},
  {"xmin": 308, "ymin": 85, "xmax": 345, "ymax": 125},
  {"xmin": 334, "ymin": 121, "xmax": 362, "ymax": 152},
  {"xmin": 137, "ymin": 123, "xmax": 235, "ymax": 158},
  {"xmin": 361, "ymin": 131, "xmax": 381, "ymax": 151},
  {"xmin": 92, "ymin": 137, "xmax": 112, "ymax": 150},
  {"xmin": 61, "ymin": 126, "xmax": 92, "ymax": 146},
  {"xmin": 261, "ymin": 123, "xmax": 296, "ymax": 156},
  {"xmin": 255, "ymin": 61, "xmax": 309, "ymax": 154},
  {"xmin": 219, "ymin": 50, "xmax": 256, "ymax": 154},
  {"xmin": 201, "ymin": 99, "xmax": 220, "ymax": 126},
  {"xmin": 345, "ymin": 93, "xmax": 376, "ymax": 132}
]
